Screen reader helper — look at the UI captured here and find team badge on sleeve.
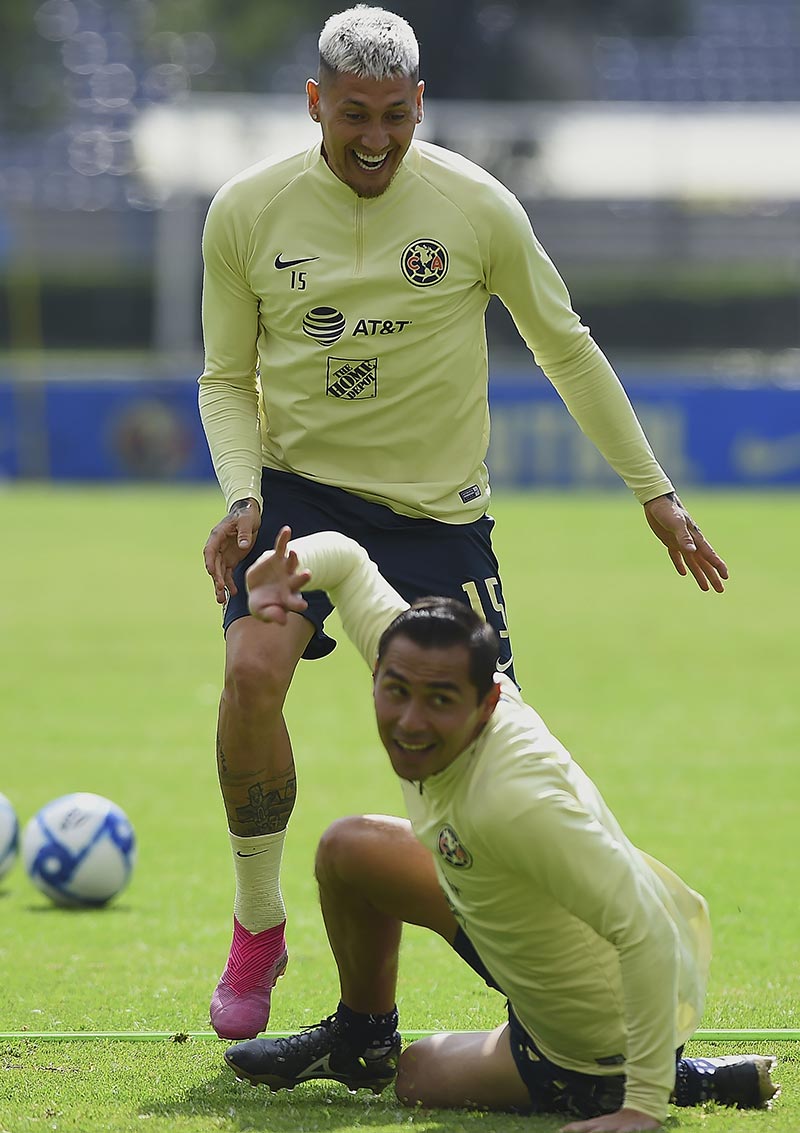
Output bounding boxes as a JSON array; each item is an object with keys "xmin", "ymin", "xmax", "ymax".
[
  {"xmin": 437, "ymin": 825, "xmax": 473, "ymax": 869},
  {"xmin": 401, "ymin": 239, "xmax": 449, "ymax": 287}
]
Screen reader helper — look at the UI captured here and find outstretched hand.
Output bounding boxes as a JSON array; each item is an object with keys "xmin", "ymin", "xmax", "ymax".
[
  {"xmin": 643, "ymin": 494, "xmax": 728, "ymax": 593},
  {"xmin": 561, "ymin": 1107, "xmax": 661, "ymax": 1132},
  {"xmin": 246, "ymin": 526, "xmax": 311, "ymax": 624}
]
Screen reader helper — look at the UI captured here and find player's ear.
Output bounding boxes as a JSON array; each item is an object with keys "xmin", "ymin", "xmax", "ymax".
[
  {"xmin": 307, "ymin": 79, "xmax": 321, "ymax": 122},
  {"xmin": 415, "ymin": 80, "xmax": 424, "ymax": 123},
  {"xmin": 480, "ymin": 678, "xmax": 501, "ymax": 721}
]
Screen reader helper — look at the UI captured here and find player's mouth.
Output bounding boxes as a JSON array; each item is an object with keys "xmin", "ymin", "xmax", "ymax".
[
  {"xmin": 352, "ymin": 148, "xmax": 391, "ymax": 172},
  {"xmin": 394, "ymin": 737, "xmax": 436, "ymax": 755}
]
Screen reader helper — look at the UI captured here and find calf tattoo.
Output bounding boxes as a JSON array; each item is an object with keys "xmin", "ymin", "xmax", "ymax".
[
  {"xmin": 233, "ymin": 774, "xmax": 297, "ymax": 836},
  {"xmin": 216, "ymin": 733, "xmax": 297, "ymax": 834}
]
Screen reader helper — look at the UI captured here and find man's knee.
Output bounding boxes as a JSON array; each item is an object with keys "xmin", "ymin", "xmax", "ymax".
[
  {"xmin": 315, "ymin": 814, "xmax": 414, "ymax": 884},
  {"xmin": 314, "ymin": 816, "xmax": 372, "ymax": 886},
  {"xmin": 223, "ymin": 626, "xmax": 299, "ymax": 715},
  {"xmin": 224, "ymin": 611, "xmax": 315, "ymax": 716},
  {"xmin": 395, "ymin": 1042, "xmax": 436, "ymax": 1107},
  {"xmin": 223, "ymin": 650, "xmax": 283, "ymax": 709}
]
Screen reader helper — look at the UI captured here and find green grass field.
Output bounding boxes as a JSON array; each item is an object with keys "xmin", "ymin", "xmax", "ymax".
[{"xmin": 1, "ymin": 486, "xmax": 798, "ymax": 1133}]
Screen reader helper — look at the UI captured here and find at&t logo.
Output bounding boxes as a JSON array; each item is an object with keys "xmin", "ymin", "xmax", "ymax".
[{"xmin": 303, "ymin": 306, "xmax": 346, "ymax": 345}]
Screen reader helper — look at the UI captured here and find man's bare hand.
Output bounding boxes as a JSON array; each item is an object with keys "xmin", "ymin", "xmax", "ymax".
[
  {"xmin": 643, "ymin": 493, "xmax": 728, "ymax": 593},
  {"xmin": 203, "ymin": 497, "xmax": 261, "ymax": 604},
  {"xmin": 561, "ymin": 1107, "xmax": 661, "ymax": 1132},
  {"xmin": 246, "ymin": 525, "xmax": 311, "ymax": 624}
]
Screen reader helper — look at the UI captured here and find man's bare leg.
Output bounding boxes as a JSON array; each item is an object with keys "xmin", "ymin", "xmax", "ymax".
[
  {"xmin": 224, "ymin": 814, "xmax": 454, "ymax": 1088},
  {"xmin": 224, "ymin": 814, "xmax": 528, "ymax": 1110},
  {"xmin": 396, "ymin": 1025, "xmax": 532, "ymax": 1111},
  {"xmin": 314, "ymin": 813, "xmax": 456, "ymax": 1011},
  {"xmin": 210, "ymin": 612, "xmax": 314, "ymax": 1039},
  {"xmin": 314, "ymin": 817, "xmax": 530, "ymax": 1110}
]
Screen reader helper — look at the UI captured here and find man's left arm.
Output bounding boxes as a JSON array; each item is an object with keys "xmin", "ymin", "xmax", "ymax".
[
  {"xmin": 494, "ymin": 790, "xmax": 681, "ymax": 1125},
  {"xmin": 641, "ymin": 491, "xmax": 727, "ymax": 593},
  {"xmin": 485, "ymin": 191, "xmax": 728, "ymax": 592}
]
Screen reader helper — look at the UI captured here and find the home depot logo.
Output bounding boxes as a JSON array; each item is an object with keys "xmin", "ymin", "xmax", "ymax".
[{"xmin": 326, "ymin": 357, "xmax": 378, "ymax": 400}]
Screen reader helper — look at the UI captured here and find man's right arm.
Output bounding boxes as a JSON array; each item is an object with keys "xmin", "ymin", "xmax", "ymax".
[
  {"xmin": 198, "ymin": 188, "xmax": 264, "ymax": 511},
  {"xmin": 247, "ymin": 530, "xmax": 410, "ymax": 669},
  {"xmin": 203, "ymin": 497, "xmax": 262, "ymax": 604}
]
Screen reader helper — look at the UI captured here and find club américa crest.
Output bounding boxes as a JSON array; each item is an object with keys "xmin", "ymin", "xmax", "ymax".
[
  {"xmin": 401, "ymin": 239, "xmax": 449, "ymax": 287},
  {"xmin": 437, "ymin": 825, "xmax": 473, "ymax": 869}
]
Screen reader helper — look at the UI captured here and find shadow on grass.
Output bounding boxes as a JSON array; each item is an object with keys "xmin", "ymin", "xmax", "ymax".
[
  {"xmin": 24, "ymin": 902, "xmax": 135, "ymax": 914},
  {"xmin": 142, "ymin": 1067, "xmax": 562, "ymax": 1132}
]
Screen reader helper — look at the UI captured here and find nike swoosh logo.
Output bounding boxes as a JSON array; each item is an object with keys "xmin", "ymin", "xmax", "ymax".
[
  {"xmin": 274, "ymin": 254, "xmax": 319, "ymax": 269},
  {"xmin": 236, "ymin": 848, "xmax": 271, "ymax": 857}
]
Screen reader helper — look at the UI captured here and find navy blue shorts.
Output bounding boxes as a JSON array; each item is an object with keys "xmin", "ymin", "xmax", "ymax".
[
  {"xmin": 223, "ymin": 468, "xmax": 515, "ymax": 680},
  {"xmin": 452, "ymin": 928, "xmax": 684, "ymax": 1118},
  {"xmin": 452, "ymin": 927, "xmax": 625, "ymax": 1118}
]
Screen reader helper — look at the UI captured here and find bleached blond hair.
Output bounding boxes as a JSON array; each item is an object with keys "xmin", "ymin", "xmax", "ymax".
[{"xmin": 318, "ymin": 6, "xmax": 419, "ymax": 80}]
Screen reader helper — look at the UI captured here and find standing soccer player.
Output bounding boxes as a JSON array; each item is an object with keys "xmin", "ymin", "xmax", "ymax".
[{"xmin": 199, "ymin": 6, "xmax": 728, "ymax": 1040}]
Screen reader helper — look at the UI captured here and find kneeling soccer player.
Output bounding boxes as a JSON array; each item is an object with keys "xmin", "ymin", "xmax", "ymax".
[{"xmin": 224, "ymin": 528, "xmax": 778, "ymax": 1132}]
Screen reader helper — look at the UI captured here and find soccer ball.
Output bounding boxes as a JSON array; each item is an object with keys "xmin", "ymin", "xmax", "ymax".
[
  {"xmin": 0, "ymin": 792, "xmax": 19, "ymax": 881},
  {"xmin": 22, "ymin": 793, "xmax": 136, "ymax": 907}
]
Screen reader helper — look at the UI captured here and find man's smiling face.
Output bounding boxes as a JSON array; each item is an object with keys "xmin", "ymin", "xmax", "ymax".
[
  {"xmin": 307, "ymin": 70, "xmax": 423, "ymax": 198},
  {"xmin": 373, "ymin": 635, "xmax": 499, "ymax": 781}
]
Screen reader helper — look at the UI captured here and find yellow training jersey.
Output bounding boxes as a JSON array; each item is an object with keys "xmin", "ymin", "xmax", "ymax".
[
  {"xmin": 286, "ymin": 530, "xmax": 711, "ymax": 1123},
  {"xmin": 199, "ymin": 142, "xmax": 673, "ymax": 520}
]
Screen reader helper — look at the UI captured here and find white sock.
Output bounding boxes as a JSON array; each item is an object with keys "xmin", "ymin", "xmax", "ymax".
[{"xmin": 229, "ymin": 829, "xmax": 287, "ymax": 933}]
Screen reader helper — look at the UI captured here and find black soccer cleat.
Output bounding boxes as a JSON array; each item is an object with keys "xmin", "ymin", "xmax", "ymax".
[
  {"xmin": 224, "ymin": 1013, "xmax": 401, "ymax": 1094},
  {"xmin": 675, "ymin": 1054, "xmax": 780, "ymax": 1109}
]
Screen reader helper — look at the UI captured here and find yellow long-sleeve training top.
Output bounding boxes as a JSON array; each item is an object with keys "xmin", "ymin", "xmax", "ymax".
[
  {"xmin": 199, "ymin": 141, "xmax": 673, "ymax": 519},
  {"xmin": 281, "ymin": 531, "xmax": 711, "ymax": 1124}
]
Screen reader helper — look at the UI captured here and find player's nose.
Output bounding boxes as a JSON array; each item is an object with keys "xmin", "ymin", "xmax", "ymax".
[
  {"xmin": 397, "ymin": 698, "xmax": 428, "ymax": 734},
  {"xmin": 360, "ymin": 121, "xmax": 389, "ymax": 151}
]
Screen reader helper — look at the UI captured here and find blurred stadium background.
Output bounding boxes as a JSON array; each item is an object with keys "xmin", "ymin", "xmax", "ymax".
[{"xmin": 0, "ymin": 0, "xmax": 798, "ymax": 487}]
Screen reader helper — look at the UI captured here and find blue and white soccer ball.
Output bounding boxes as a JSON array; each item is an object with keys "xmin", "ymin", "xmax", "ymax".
[
  {"xmin": 22, "ymin": 793, "xmax": 136, "ymax": 907},
  {"xmin": 0, "ymin": 792, "xmax": 19, "ymax": 881}
]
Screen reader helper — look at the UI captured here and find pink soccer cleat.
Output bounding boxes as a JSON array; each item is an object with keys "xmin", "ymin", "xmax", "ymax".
[{"xmin": 210, "ymin": 917, "xmax": 289, "ymax": 1040}]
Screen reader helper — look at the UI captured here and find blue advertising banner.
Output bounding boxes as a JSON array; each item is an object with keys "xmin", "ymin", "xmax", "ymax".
[
  {"xmin": 1, "ymin": 373, "xmax": 799, "ymax": 487},
  {"xmin": 0, "ymin": 379, "xmax": 213, "ymax": 483},
  {"xmin": 0, "ymin": 383, "xmax": 18, "ymax": 478},
  {"xmin": 488, "ymin": 380, "xmax": 800, "ymax": 488}
]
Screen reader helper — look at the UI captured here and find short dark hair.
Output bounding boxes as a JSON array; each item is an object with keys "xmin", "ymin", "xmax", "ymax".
[{"xmin": 376, "ymin": 597, "xmax": 500, "ymax": 700}]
